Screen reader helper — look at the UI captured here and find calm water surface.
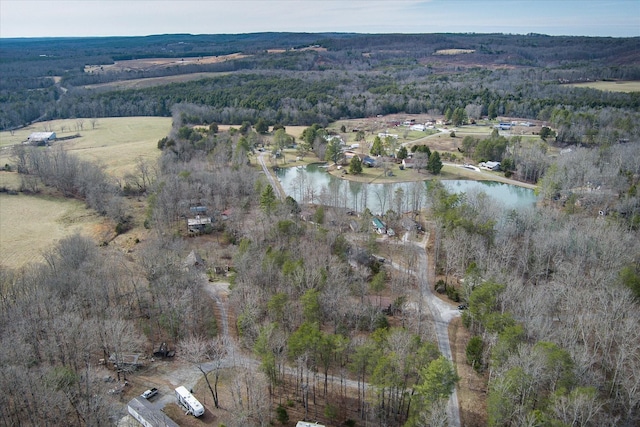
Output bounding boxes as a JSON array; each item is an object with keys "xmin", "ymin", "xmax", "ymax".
[{"xmin": 276, "ymin": 164, "xmax": 537, "ymax": 214}]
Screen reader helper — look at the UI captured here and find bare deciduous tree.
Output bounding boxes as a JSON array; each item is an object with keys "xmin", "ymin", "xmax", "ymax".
[{"xmin": 179, "ymin": 335, "xmax": 228, "ymax": 408}]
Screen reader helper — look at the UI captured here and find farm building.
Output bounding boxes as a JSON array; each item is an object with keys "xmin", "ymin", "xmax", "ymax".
[
  {"xmin": 26, "ymin": 132, "xmax": 56, "ymax": 145},
  {"xmin": 187, "ymin": 215, "xmax": 212, "ymax": 233},
  {"xmin": 296, "ymin": 423, "xmax": 325, "ymax": 427}
]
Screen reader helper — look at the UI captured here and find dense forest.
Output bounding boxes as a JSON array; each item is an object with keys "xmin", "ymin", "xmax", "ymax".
[
  {"xmin": 2, "ymin": 33, "xmax": 639, "ymax": 145},
  {"xmin": 1, "ymin": 32, "xmax": 639, "ymax": 426}
]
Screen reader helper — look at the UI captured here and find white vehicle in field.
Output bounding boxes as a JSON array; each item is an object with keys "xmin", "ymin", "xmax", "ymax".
[{"xmin": 175, "ymin": 386, "xmax": 204, "ymax": 417}]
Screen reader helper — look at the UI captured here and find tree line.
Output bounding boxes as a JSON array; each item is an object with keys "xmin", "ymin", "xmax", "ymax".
[
  {"xmin": 427, "ymin": 137, "xmax": 640, "ymax": 425},
  {"xmin": 2, "ymin": 33, "xmax": 639, "ymax": 148}
]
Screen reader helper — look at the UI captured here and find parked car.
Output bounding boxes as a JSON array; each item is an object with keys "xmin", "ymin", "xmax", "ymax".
[
  {"xmin": 458, "ymin": 304, "xmax": 468, "ymax": 310},
  {"xmin": 141, "ymin": 387, "xmax": 158, "ymax": 399}
]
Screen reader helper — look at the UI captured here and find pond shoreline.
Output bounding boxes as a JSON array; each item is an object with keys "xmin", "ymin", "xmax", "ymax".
[
  {"xmin": 276, "ymin": 163, "xmax": 538, "ymax": 213},
  {"xmin": 276, "ymin": 160, "xmax": 537, "ymax": 191}
]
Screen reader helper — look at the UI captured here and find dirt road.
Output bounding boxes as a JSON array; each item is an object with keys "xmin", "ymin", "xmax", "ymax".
[
  {"xmin": 140, "ymin": 234, "xmax": 461, "ymax": 425},
  {"xmin": 387, "ymin": 232, "xmax": 462, "ymax": 426},
  {"xmin": 257, "ymin": 151, "xmax": 285, "ymax": 200}
]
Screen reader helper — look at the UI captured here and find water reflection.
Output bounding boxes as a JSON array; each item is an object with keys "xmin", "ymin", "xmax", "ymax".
[{"xmin": 276, "ymin": 164, "xmax": 537, "ymax": 214}]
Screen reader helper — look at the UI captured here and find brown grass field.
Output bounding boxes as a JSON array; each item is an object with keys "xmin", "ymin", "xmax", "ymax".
[
  {"xmin": 81, "ymin": 72, "xmax": 232, "ymax": 91},
  {"xmin": 84, "ymin": 53, "xmax": 247, "ymax": 75},
  {"xmin": 434, "ymin": 49, "xmax": 476, "ymax": 55},
  {"xmin": 0, "ymin": 117, "xmax": 170, "ymax": 269},
  {"xmin": 0, "ymin": 191, "xmax": 109, "ymax": 269},
  {"xmin": 568, "ymin": 80, "xmax": 640, "ymax": 93},
  {"xmin": 81, "ymin": 53, "xmax": 244, "ymax": 90},
  {"xmin": 0, "ymin": 117, "xmax": 171, "ymax": 178}
]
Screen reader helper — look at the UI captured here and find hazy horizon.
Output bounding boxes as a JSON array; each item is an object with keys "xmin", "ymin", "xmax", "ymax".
[{"xmin": 1, "ymin": 0, "xmax": 639, "ymax": 39}]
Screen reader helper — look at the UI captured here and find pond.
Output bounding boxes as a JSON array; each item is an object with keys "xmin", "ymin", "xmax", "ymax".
[{"xmin": 276, "ymin": 163, "xmax": 537, "ymax": 215}]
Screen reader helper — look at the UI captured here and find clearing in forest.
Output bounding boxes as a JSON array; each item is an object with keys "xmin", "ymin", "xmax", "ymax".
[
  {"xmin": 568, "ymin": 80, "xmax": 640, "ymax": 93},
  {"xmin": 84, "ymin": 53, "xmax": 248, "ymax": 74},
  {"xmin": 0, "ymin": 193, "xmax": 106, "ymax": 269}
]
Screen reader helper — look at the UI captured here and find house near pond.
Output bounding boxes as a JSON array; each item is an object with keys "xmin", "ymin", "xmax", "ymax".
[
  {"xmin": 362, "ymin": 155, "xmax": 376, "ymax": 167},
  {"xmin": 402, "ymin": 158, "xmax": 415, "ymax": 169},
  {"xmin": 372, "ymin": 217, "xmax": 386, "ymax": 234},
  {"xmin": 479, "ymin": 161, "xmax": 501, "ymax": 171}
]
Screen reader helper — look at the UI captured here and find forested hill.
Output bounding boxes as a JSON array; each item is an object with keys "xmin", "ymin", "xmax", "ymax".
[
  {"xmin": 2, "ymin": 32, "xmax": 638, "ymax": 66},
  {"xmin": 1, "ymin": 32, "xmax": 639, "ymax": 141}
]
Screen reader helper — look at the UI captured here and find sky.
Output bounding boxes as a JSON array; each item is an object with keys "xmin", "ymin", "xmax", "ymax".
[{"xmin": 1, "ymin": 0, "xmax": 638, "ymax": 38}]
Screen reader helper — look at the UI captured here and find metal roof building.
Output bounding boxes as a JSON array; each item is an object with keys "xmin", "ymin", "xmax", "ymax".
[
  {"xmin": 127, "ymin": 396, "xmax": 179, "ymax": 427},
  {"xmin": 26, "ymin": 132, "xmax": 56, "ymax": 144}
]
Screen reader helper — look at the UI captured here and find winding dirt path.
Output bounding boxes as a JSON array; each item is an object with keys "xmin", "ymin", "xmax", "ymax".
[
  {"xmin": 257, "ymin": 151, "xmax": 285, "ymax": 200},
  {"xmin": 387, "ymin": 232, "xmax": 462, "ymax": 426}
]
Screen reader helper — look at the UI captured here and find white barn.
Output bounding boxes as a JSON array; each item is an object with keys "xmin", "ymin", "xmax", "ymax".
[{"xmin": 26, "ymin": 132, "xmax": 56, "ymax": 145}]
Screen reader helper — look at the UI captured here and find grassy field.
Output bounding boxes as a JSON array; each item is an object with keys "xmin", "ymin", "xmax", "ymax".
[
  {"xmin": 0, "ymin": 117, "xmax": 170, "ymax": 269},
  {"xmin": 84, "ymin": 53, "xmax": 247, "ymax": 74},
  {"xmin": 81, "ymin": 72, "xmax": 232, "ymax": 91},
  {"xmin": 568, "ymin": 80, "xmax": 640, "ymax": 93},
  {"xmin": 0, "ymin": 117, "xmax": 171, "ymax": 178},
  {"xmin": 434, "ymin": 49, "xmax": 476, "ymax": 55},
  {"xmin": 0, "ymin": 192, "xmax": 108, "ymax": 269}
]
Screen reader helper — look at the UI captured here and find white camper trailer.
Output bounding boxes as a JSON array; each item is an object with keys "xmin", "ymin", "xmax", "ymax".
[{"xmin": 175, "ymin": 386, "xmax": 205, "ymax": 417}]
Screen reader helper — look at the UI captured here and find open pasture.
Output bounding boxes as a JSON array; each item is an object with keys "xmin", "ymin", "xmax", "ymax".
[
  {"xmin": 568, "ymin": 80, "xmax": 640, "ymax": 93},
  {"xmin": 434, "ymin": 49, "xmax": 476, "ymax": 55},
  {"xmin": 0, "ymin": 117, "xmax": 170, "ymax": 269},
  {"xmin": 0, "ymin": 192, "xmax": 106, "ymax": 269},
  {"xmin": 84, "ymin": 53, "xmax": 248, "ymax": 74},
  {"xmin": 81, "ymin": 72, "xmax": 232, "ymax": 91},
  {"xmin": 0, "ymin": 117, "xmax": 171, "ymax": 178}
]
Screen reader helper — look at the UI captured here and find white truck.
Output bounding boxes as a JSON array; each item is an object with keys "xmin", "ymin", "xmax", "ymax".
[{"xmin": 175, "ymin": 386, "xmax": 204, "ymax": 417}]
